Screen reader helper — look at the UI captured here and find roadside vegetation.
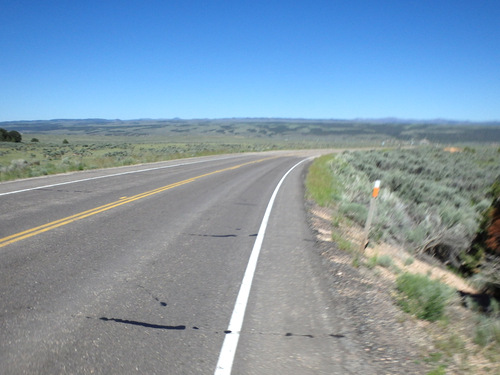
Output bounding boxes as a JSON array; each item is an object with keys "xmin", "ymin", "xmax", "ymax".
[
  {"xmin": 3, "ymin": 118, "xmax": 500, "ymax": 182},
  {"xmin": 306, "ymin": 147, "xmax": 500, "ymax": 374},
  {"xmin": 0, "ymin": 136, "xmax": 309, "ymax": 182},
  {"xmin": 1, "ymin": 119, "xmax": 390, "ymax": 181},
  {"xmin": 338, "ymin": 147, "xmax": 500, "ymax": 293}
]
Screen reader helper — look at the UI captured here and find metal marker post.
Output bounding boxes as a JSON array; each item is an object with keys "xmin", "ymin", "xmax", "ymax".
[{"xmin": 360, "ymin": 180, "xmax": 380, "ymax": 253}]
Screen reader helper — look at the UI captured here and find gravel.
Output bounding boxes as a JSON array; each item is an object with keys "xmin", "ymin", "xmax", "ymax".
[{"xmin": 307, "ymin": 202, "xmax": 431, "ymax": 374}]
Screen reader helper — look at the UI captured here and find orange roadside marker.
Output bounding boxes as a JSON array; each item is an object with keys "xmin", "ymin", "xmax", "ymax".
[{"xmin": 372, "ymin": 180, "xmax": 381, "ymax": 198}]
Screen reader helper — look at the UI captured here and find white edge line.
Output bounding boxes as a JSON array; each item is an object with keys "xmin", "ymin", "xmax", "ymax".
[
  {"xmin": 0, "ymin": 155, "xmax": 238, "ymax": 197},
  {"xmin": 214, "ymin": 157, "xmax": 310, "ymax": 375}
]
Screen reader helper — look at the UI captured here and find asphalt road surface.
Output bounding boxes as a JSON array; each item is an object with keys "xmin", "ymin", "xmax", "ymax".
[{"xmin": 0, "ymin": 151, "xmax": 372, "ymax": 374}]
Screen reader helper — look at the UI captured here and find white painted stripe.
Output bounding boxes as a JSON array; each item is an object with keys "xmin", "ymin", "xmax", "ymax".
[
  {"xmin": 0, "ymin": 155, "xmax": 239, "ymax": 197},
  {"xmin": 214, "ymin": 158, "xmax": 310, "ymax": 375}
]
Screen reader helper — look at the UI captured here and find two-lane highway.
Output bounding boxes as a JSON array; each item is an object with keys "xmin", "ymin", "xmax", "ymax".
[{"xmin": 0, "ymin": 151, "xmax": 370, "ymax": 374}]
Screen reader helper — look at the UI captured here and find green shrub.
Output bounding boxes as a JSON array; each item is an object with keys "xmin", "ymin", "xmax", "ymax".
[
  {"xmin": 331, "ymin": 231, "xmax": 354, "ymax": 252},
  {"xmin": 377, "ymin": 254, "xmax": 393, "ymax": 268},
  {"xmin": 352, "ymin": 253, "xmax": 361, "ymax": 268},
  {"xmin": 339, "ymin": 202, "xmax": 368, "ymax": 224},
  {"xmin": 0, "ymin": 128, "xmax": 22, "ymax": 142},
  {"xmin": 404, "ymin": 257, "xmax": 414, "ymax": 266},
  {"xmin": 490, "ymin": 177, "xmax": 500, "ymax": 198},
  {"xmin": 367, "ymin": 255, "xmax": 378, "ymax": 269},
  {"xmin": 367, "ymin": 254, "xmax": 396, "ymax": 270},
  {"xmin": 396, "ymin": 273, "xmax": 454, "ymax": 321},
  {"xmin": 426, "ymin": 365, "xmax": 447, "ymax": 375},
  {"xmin": 474, "ymin": 316, "xmax": 500, "ymax": 347}
]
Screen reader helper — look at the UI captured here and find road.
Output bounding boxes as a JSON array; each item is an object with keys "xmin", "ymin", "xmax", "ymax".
[{"xmin": 0, "ymin": 151, "xmax": 372, "ymax": 374}]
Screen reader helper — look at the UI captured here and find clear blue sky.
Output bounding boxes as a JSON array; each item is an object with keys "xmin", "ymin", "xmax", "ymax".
[{"xmin": 1, "ymin": 0, "xmax": 499, "ymax": 121}]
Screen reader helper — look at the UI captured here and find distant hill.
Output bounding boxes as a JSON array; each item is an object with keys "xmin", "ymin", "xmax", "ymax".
[{"xmin": 2, "ymin": 118, "xmax": 500, "ymax": 143}]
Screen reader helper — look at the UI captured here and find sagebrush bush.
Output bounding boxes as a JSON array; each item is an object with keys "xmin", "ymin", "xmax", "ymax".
[
  {"xmin": 404, "ymin": 257, "xmax": 414, "ymax": 266},
  {"xmin": 333, "ymin": 147, "xmax": 500, "ymax": 278},
  {"xmin": 367, "ymin": 255, "xmax": 378, "ymax": 269},
  {"xmin": 339, "ymin": 202, "xmax": 367, "ymax": 224},
  {"xmin": 396, "ymin": 272, "xmax": 454, "ymax": 321},
  {"xmin": 474, "ymin": 315, "xmax": 500, "ymax": 347},
  {"xmin": 377, "ymin": 254, "xmax": 393, "ymax": 268}
]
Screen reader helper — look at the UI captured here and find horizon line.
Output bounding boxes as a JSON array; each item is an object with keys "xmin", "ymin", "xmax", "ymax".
[{"xmin": 2, "ymin": 117, "xmax": 500, "ymax": 124}]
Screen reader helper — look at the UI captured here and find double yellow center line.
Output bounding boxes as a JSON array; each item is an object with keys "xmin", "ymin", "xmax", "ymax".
[{"xmin": 0, "ymin": 157, "xmax": 271, "ymax": 248}]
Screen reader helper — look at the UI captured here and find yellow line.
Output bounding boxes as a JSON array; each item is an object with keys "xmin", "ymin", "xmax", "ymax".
[{"xmin": 0, "ymin": 157, "xmax": 273, "ymax": 248}]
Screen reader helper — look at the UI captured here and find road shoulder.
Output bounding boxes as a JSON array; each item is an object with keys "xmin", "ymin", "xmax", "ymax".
[
  {"xmin": 306, "ymin": 201, "xmax": 430, "ymax": 374},
  {"xmin": 232, "ymin": 162, "xmax": 421, "ymax": 374}
]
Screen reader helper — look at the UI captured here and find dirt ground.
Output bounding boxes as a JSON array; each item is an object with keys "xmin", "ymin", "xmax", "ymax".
[{"xmin": 307, "ymin": 203, "xmax": 498, "ymax": 375}]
